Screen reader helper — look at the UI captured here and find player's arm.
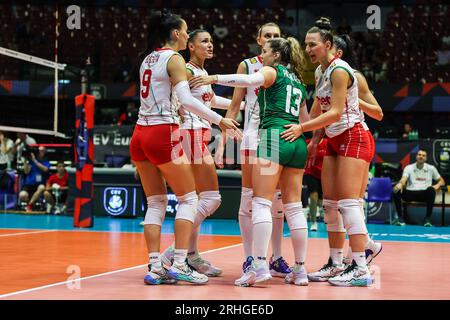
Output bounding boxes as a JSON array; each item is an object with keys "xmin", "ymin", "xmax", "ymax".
[
  {"xmin": 211, "ymin": 94, "xmax": 245, "ymax": 110},
  {"xmin": 355, "ymin": 72, "xmax": 383, "ymax": 121},
  {"xmin": 168, "ymin": 54, "xmax": 240, "ymax": 134},
  {"xmin": 189, "ymin": 66, "xmax": 276, "ymax": 89},
  {"xmin": 301, "ymin": 69, "xmax": 348, "ymax": 133}
]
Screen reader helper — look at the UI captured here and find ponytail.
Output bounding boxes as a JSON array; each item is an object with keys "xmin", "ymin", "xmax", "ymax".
[
  {"xmin": 286, "ymin": 37, "xmax": 306, "ymax": 82},
  {"xmin": 334, "ymin": 34, "xmax": 357, "ymax": 68},
  {"xmin": 267, "ymin": 37, "xmax": 306, "ymax": 83},
  {"xmin": 139, "ymin": 9, "xmax": 183, "ymax": 63}
]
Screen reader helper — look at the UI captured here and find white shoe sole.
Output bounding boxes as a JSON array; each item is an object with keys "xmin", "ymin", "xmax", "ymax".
[
  {"xmin": 270, "ymin": 270, "xmax": 289, "ymax": 278},
  {"xmin": 235, "ymin": 271, "xmax": 257, "ymax": 287},
  {"xmin": 255, "ymin": 273, "xmax": 272, "ymax": 284}
]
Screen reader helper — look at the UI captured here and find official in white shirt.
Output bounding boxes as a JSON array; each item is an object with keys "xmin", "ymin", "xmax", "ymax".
[{"xmin": 393, "ymin": 150, "xmax": 446, "ymax": 226}]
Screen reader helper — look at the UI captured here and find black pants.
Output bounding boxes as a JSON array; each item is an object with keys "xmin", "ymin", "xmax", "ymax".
[{"xmin": 393, "ymin": 187, "xmax": 436, "ymax": 220}]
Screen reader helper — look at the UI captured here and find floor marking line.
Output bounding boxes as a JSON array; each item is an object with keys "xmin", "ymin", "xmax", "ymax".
[
  {"xmin": 0, "ymin": 243, "xmax": 243, "ymax": 299},
  {"xmin": 0, "ymin": 230, "xmax": 57, "ymax": 238}
]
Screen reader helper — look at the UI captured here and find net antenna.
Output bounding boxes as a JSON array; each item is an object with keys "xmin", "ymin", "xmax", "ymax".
[{"xmin": 0, "ymin": 4, "xmax": 67, "ymax": 138}]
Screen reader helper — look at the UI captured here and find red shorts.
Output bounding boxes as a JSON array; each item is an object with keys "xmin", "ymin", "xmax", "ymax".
[
  {"xmin": 130, "ymin": 124, "xmax": 183, "ymax": 165},
  {"xmin": 240, "ymin": 149, "xmax": 256, "ymax": 158},
  {"xmin": 326, "ymin": 122, "xmax": 372, "ymax": 163},
  {"xmin": 180, "ymin": 128, "xmax": 211, "ymax": 163},
  {"xmin": 367, "ymin": 130, "xmax": 375, "ymax": 160}
]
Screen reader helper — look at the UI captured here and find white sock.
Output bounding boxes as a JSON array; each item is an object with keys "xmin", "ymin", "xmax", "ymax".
[
  {"xmin": 271, "ymin": 190, "xmax": 284, "ymax": 260},
  {"xmin": 252, "ymin": 197, "xmax": 273, "ymax": 260},
  {"xmin": 271, "ymin": 217, "xmax": 283, "ymax": 260},
  {"xmin": 149, "ymin": 252, "xmax": 161, "ymax": 265},
  {"xmin": 366, "ymin": 236, "xmax": 377, "ymax": 251},
  {"xmin": 330, "ymin": 248, "xmax": 344, "ymax": 265},
  {"xmin": 352, "ymin": 251, "xmax": 367, "ymax": 267},
  {"xmin": 239, "ymin": 187, "xmax": 253, "ymax": 259},
  {"xmin": 173, "ymin": 249, "xmax": 188, "ymax": 265},
  {"xmin": 292, "ymin": 262, "xmax": 305, "ymax": 272},
  {"xmin": 289, "ymin": 228, "xmax": 308, "ymax": 264}
]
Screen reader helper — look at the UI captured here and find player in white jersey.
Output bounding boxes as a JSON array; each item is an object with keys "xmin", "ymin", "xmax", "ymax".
[
  {"xmin": 332, "ymin": 34, "xmax": 384, "ymax": 265},
  {"xmin": 282, "ymin": 24, "xmax": 374, "ymax": 287},
  {"xmin": 215, "ymin": 22, "xmax": 292, "ymax": 278},
  {"xmin": 161, "ymin": 29, "xmax": 242, "ymax": 277},
  {"xmin": 129, "ymin": 10, "xmax": 240, "ymax": 286}
]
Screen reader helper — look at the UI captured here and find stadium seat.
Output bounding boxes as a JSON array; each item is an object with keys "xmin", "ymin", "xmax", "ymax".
[{"xmin": 365, "ymin": 177, "xmax": 394, "ymax": 223}]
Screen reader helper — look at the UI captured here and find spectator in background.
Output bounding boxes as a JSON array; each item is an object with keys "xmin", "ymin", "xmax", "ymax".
[
  {"xmin": 336, "ymin": 17, "xmax": 352, "ymax": 35},
  {"xmin": 281, "ymin": 16, "xmax": 298, "ymax": 37},
  {"xmin": 393, "ymin": 150, "xmax": 446, "ymax": 227},
  {"xmin": 44, "ymin": 161, "xmax": 68, "ymax": 215},
  {"xmin": 117, "ymin": 102, "xmax": 138, "ymax": 125},
  {"xmin": 13, "ymin": 132, "xmax": 36, "ymax": 163},
  {"xmin": 436, "ymin": 43, "xmax": 450, "ymax": 68},
  {"xmin": 19, "ymin": 146, "xmax": 50, "ymax": 212},
  {"xmin": 0, "ymin": 131, "xmax": 14, "ymax": 170},
  {"xmin": 113, "ymin": 54, "xmax": 132, "ymax": 82},
  {"xmin": 401, "ymin": 122, "xmax": 413, "ymax": 139}
]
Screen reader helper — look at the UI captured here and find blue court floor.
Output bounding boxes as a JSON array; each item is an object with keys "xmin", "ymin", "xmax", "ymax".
[{"xmin": 1, "ymin": 213, "xmax": 450, "ymax": 243}]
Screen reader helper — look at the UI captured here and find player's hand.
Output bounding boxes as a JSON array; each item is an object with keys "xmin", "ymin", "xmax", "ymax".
[
  {"xmin": 219, "ymin": 118, "xmax": 242, "ymax": 139},
  {"xmin": 306, "ymin": 142, "xmax": 318, "ymax": 168},
  {"xmin": 280, "ymin": 123, "xmax": 303, "ymax": 142},
  {"xmin": 432, "ymin": 184, "xmax": 440, "ymax": 192},
  {"xmin": 214, "ymin": 141, "xmax": 225, "ymax": 169},
  {"xmin": 189, "ymin": 75, "xmax": 217, "ymax": 89}
]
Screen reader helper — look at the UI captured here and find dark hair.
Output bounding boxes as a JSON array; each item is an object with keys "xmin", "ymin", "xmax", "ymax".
[
  {"xmin": 315, "ymin": 17, "xmax": 332, "ymax": 31},
  {"xmin": 334, "ymin": 35, "xmax": 357, "ymax": 68},
  {"xmin": 306, "ymin": 16, "xmax": 333, "ymax": 47},
  {"xmin": 57, "ymin": 161, "xmax": 65, "ymax": 166},
  {"xmin": 188, "ymin": 29, "xmax": 210, "ymax": 44},
  {"xmin": 267, "ymin": 37, "xmax": 306, "ymax": 82},
  {"xmin": 258, "ymin": 22, "xmax": 281, "ymax": 37},
  {"xmin": 139, "ymin": 9, "xmax": 184, "ymax": 62}
]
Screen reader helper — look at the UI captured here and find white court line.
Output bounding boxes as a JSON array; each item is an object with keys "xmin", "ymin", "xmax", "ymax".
[
  {"xmin": 0, "ymin": 230, "xmax": 57, "ymax": 238},
  {"xmin": 0, "ymin": 242, "xmax": 243, "ymax": 299}
]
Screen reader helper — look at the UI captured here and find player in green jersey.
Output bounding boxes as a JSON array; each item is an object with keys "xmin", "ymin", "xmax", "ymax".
[{"xmin": 190, "ymin": 37, "xmax": 311, "ymax": 287}]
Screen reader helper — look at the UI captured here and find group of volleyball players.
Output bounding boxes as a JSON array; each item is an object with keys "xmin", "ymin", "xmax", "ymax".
[{"xmin": 130, "ymin": 10, "xmax": 383, "ymax": 288}]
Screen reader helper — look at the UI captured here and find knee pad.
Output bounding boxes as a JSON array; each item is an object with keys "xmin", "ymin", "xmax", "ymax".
[
  {"xmin": 238, "ymin": 187, "xmax": 253, "ymax": 217},
  {"xmin": 284, "ymin": 202, "xmax": 307, "ymax": 230},
  {"xmin": 197, "ymin": 190, "xmax": 221, "ymax": 218},
  {"xmin": 252, "ymin": 197, "xmax": 272, "ymax": 225},
  {"xmin": 323, "ymin": 199, "xmax": 346, "ymax": 233},
  {"xmin": 338, "ymin": 199, "xmax": 368, "ymax": 235},
  {"xmin": 175, "ymin": 191, "xmax": 198, "ymax": 223},
  {"xmin": 271, "ymin": 190, "xmax": 284, "ymax": 219},
  {"xmin": 143, "ymin": 194, "xmax": 168, "ymax": 226}
]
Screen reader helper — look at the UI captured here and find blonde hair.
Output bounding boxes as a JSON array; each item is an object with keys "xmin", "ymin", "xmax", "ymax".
[
  {"xmin": 267, "ymin": 37, "xmax": 306, "ymax": 82},
  {"xmin": 257, "ymin": 22, "xmax": 281, "ymax": 37}
]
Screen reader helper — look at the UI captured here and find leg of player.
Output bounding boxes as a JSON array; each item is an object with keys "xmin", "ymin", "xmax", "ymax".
[
  {"xmin": 187, "ymin": 154, "xmax": 222, "ymax": 276},
  {"xmin": 328, "ymin": 156, "xmax": 373, "ymax": 287},
  {"xmin": 135, "ymin": 160, "xmax": 176, "ymax": 285},
  {"xmin": 238, "ymin": 152, "xmax": 256, "ymax": 273},
  {"xmin": 43, "ymin": 190, "xmax": 55, "ymax": 214},
  {"xmin": 157, "ymin": 157, "xmax": 209, "ymax": 284},
  {"xmin": 308, "ymin": 156, "xmax": 346, "ymax": 282},
  {"xmin": 235, "ymin": 157, "xmax": 282, "ymax": 287},
  {"xmin": 269, "ymin": 186, "xmax": 291, "ymax": 278},
  {"xmin": 280, "ymin": 167, "xmax": 309, "ymax": 286}
]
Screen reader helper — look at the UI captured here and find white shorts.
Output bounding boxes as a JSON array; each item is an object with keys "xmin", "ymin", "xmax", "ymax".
[{"xmin": 240, "ymin": 129, "xmax": 259, "ymax": 152}]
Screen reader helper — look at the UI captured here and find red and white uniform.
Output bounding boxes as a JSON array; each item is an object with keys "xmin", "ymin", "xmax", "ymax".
[
  {"xmin": 315, "ymin": 58, "xmax": 371, "ymax": 162},
  {"xmin": 179, "ymin": 61, "xmax": 213, "ymax": 161},
  {"xmin": 241, "ymin": 56, "xmax": 263, "ymax": 153},
  {"xmin": 130, "ymin": 48, "xmax": 183, "ymax": 165}
]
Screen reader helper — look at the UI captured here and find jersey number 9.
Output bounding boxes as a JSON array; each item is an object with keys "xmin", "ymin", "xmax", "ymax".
[
  {"xmin": 141, "ymin": 69, "xmax": 152, "ymax": 99},
  {"xmin": 285, "ymin": 85, "xmax": 302, "ymax": 117}
]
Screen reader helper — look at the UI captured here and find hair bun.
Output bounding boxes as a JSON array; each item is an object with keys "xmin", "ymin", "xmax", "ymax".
[{"xmin": 315, "ymin": 17, "xmax": 332, "ymax": 31}]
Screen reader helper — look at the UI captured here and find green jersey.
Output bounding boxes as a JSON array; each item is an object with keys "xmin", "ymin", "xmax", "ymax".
[{"xmin": 257, "ymin": 65, "xmax": 307, "ymax": 129}]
